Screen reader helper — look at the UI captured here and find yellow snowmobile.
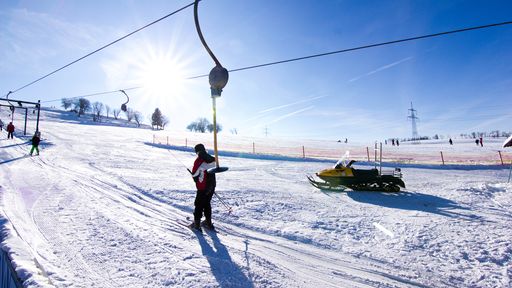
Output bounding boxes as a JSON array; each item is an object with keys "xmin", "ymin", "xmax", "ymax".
[{"xmin": 307, "ymin": 157, "xmax": 405, "ymax": 192}]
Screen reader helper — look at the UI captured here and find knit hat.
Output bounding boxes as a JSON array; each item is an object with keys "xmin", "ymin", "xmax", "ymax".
[{"xmin": 194, "ymin": 143, "xmax": 206, "ymax": 153}]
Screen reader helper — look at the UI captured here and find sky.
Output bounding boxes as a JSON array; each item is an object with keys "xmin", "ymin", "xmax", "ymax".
[{"xmin": 0, "ymin": 0, "xmax": 511, "ymax": 142}]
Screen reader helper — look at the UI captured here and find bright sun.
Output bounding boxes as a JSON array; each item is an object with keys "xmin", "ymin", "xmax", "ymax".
[{"xmin": 139, "ymin": 58, "xmax": 187, "ymax": 98}]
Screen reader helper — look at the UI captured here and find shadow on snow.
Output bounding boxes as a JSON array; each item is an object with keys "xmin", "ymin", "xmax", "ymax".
[
  {"xmin": 346, "ymin": 190, "xmax": 485, "ymax": 221},
  {"xmin": 196, "ymin": 231, "xmax": 254, "ymax": 288}
]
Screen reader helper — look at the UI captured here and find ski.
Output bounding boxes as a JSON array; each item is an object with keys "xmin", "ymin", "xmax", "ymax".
[{"xmin": 176, "ymin": 219, "xmax": 203, "ymax": 235}]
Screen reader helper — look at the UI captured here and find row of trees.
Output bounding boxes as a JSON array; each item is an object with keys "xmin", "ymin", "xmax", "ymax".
[
  {"xmin": 186, "ymin": 117, "xmax": 222, "ymax": 133},
  {"xmin": 61, "ymin": 98, "xmax": 145, "ymax": 127},
  {"xmin": 62, "ymin": 98, "xmax": 229, "ymax": 133}
]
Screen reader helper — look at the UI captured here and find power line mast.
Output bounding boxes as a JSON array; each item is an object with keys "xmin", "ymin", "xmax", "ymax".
[
  {"xmin": 264, "ymin": 126, "xmax": 269, "ymax": 137},
  {"xmin": 408, "ymin": 102, "xmax": 419, "ymax": 141}
]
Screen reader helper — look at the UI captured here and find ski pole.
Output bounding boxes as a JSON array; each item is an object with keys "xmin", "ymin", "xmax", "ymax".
[
  {"xmin": 166, "ymin": 148, "xmax": 192, "ymax": 173},
  {"xmin": 213, "ymin": 192, "xmax": 233, "ymax": 214}
]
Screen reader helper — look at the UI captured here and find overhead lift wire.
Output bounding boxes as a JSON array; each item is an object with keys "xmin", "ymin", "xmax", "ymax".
[
  {"xmin": 188, "ymin": 20, "xmax": 512, "ymax": 79},
  {"xmin": 40, "ymin": 86, "xmax": 141, "ymax": 103},
  {"xmin": 33, "ymin": 20, "xmax": 512, "ymax": 103},
  {"xmin": 9, "ymin": 2, "xmax": 196, "ymax": 95}
]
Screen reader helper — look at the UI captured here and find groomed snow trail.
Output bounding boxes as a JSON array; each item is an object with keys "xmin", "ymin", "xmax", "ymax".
[{"xmin": 1, "ymin": 109, "xmax": 511, "ymax": 287}]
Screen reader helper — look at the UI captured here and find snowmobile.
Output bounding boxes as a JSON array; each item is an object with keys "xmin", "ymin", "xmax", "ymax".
[{"xmin": 307, "ymin": 153, "xmax": 405, "ymax": 192}]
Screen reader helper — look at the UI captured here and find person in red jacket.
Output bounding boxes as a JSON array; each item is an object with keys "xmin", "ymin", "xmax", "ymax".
[
  {"xmin": 190, "ymin": 143, "xmax": 216, "ymax": 231},
  {"xmin": 6, "ymin": 122, "xmax": 14, "ymax": 139}
]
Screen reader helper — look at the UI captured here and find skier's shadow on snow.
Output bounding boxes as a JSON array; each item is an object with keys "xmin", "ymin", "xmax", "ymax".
[
  {"xmin": 346, "ymin": 191, "xmax": 484, "ymax": 221},
  {"xmin": 196, "ymin": 231, "xmax": 254, "ymax": 288}
]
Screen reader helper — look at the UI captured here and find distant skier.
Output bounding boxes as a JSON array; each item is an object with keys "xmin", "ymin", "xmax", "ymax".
[
  {"xmin": 449, "ymin": 138, "xmax": 453, "ymax": 145},
  {"xmin": 0, "ymin": 119, "xmax": 3, "ymax": 131},
  {"xmin": 6, "ymin": 122, "xmax": 14, "ymax": 139},
  {"xmin": 392, "ymin": 139, "xmax": 395, "ymax": 146},
  {"xmin": 29, "ymin": 131, "xmax": 41, "ymax": 156},
  {"xmin": 190, "ymin": 143, "xmax": 216, "ymax": 231},
  {"xmin": 396, "ymin": 139, "xmax": 400, "ymax": 146},
  {"xmin": 475, "ymin": 139, "xmax": 480, "ymax": 146},
  {"xmin": 479, "ymin": 137, "xmax": 483, "ymax": 147}
]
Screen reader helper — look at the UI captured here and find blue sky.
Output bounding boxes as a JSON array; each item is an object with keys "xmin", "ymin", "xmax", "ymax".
[{"xmin": 1, "ymin": 0, "xmax": 511, "ymax": 142}]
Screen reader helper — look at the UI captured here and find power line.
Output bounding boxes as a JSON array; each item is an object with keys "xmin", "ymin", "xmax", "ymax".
[{"xmin": 9, "ymin": 2, "xmax": 196, "ymax": 95}]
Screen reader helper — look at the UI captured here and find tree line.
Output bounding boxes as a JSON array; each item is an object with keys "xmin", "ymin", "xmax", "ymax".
[
  {"xmin": 61, "ymin": 98, "xmax": 226, "ymax": 133},
  {"xmin": 61, "ymin": 97, "xmax": 165, "ymax": 129}
]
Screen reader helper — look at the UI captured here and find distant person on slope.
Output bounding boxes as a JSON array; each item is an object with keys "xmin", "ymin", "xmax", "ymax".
[
  {"xmin": 29, "ymin": 131, "xmax": 41, "ymax": 156},
  {"xmin": 0, "ymin": 119, "xmax": 4, "ymax": 131},
  {"xmin": 190, "ymin": 143, "xmax": 216, "ymax": 231},
  {"xmin": 6, "ymin": 122, "xmax": 14, "ymax": 139},
  {"xmin": 449, "ymin": 138, "xmax": 453, "ymax": 145},
  {"xmin": 479, "ymin": 137, "xmax": 483, "ymax": 147},
  {"xmin": 475, "ymin": 139, "xmax": 479, "ymax": 146}
]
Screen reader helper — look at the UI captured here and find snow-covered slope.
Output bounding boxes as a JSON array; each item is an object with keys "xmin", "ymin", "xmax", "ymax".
[{"xmin": 1, "ymin": 109, "xmax": 511, "ymax": 287}]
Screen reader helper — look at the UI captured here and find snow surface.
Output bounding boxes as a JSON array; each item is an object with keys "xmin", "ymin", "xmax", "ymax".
[{"xmin": 1, "ymin": 108, "xmax": 511, "ymax": 287}]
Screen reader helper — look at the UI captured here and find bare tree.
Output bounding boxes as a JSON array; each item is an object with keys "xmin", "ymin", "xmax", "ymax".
[
  {"xmin": 125, "ymin": 108, "xmax": 134, "ymax": 123},
  {"xmin": 113, "ymin": 109, "xmax": 121, "ymax": 120},
  {"xmin": 186, "ymin": 118, "xmax": 211, "ymax": 133},
  {"xmin": 207, "ymin": 123, "xmax": 222, "ymax": 133},
  {"xmin": 92, "ymin": 102, "xmax": 104, "ymax": 122},
  {"xmin": 61, "ymin": 98, "xmax": 73, "ymax": 110},
  {"xmin": 74, "ymin": 98, "xmax": 91, "ymax": 117},
  {"xmin": 105, "ymin": 105, "xmax": 111, "ymax": 118},
  {"xmin": 162, "ymin": 116, "xmax": 169, "ymax": 129},
  {"xmin": 133, "ymin": 111, "xmax": 143, "ymax": 127}
]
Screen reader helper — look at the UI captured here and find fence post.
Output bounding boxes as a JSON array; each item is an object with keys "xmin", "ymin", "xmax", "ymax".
[
  {"xmin": 252, "ymin": 142, "xmax": 255, "ymax": 154},
  {"xmin": 440, "ymin": 151, "xmax": 445, "ymax": 165},
  {"xmin": 153, "ymin": 134, "xmax": 155, "ymax": 144},
  {"xmin": 185, "ymin": 138, "xmax": 188, "ymax": 147},
  {"xmin": 366, "ymin": 147, "xmax": 370, "ymax": 162},
  {"xmin": 498, "ymin": 151, "xmax": 504, "ymax": 165},
  {"xmin": 302, "ymin": 146, "xmax": 305, "ymax": 158},
  {"xmin": 167, "ymin": 136, "xmax": 169, "ymax": 145}
]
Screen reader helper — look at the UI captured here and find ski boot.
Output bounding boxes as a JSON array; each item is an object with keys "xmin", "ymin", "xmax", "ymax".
[
  {"xmin": 188, "ymin": 222, "xmax": 202, "ymax": 232},
  {"xmin": 201, "ymin": 220, "xmax": 215, "ymax": 231}
]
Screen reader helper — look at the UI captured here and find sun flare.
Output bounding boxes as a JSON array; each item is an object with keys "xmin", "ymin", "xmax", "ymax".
[{"xmin": 139, "ymin": 57, "xmax": 187, "ymax": 98}]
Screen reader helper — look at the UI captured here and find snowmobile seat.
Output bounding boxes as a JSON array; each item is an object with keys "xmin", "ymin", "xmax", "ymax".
[{"xmin": 352, "ymin": 168, "xmax": 379, "ymax": 178}]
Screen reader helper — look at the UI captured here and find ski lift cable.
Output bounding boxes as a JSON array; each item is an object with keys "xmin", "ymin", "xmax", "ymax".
[
  {"xmin": 32, "ymin": 20, "xmax": 512, "ymax": 104},
  {"xmin": 187, "ymin": 20, "xmax": 512, "ymax": 79},
  {"xmin": 8, "ymin": 2, "xmax": 196, "ymax": 95},
  {"xmin": 41, "ymin": 86, "xmax": 141, "ymax": 103}
]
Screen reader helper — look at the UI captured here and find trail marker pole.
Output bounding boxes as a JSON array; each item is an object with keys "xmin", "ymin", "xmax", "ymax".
[{"xmin": 440, "ymin": 151, "xmax": 445, "ymax": 165}]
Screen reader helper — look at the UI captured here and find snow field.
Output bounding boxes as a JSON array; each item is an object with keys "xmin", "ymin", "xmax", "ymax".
[{"xmin": 0, "ymin": 108, "xmax": 511, "ymax": 287}]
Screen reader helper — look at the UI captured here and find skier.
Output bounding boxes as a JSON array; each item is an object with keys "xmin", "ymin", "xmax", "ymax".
[
  {"xmin": 449, "ymin": 138, "xmax": 453, "ymax": 145},
  {"xmin": 0, "ymin": 119, "xmax": 3, "ymax": 131},
  {"xmin": 479, "ymin": 137, "xmax": 483, "ymax": 147},
  {"xmin": 6, "ymin": 122, "xmax": 14, "ymax": 139},
  {"xmin": 475, "ymin": 139, "xmax": 479, "ymax": 146},
  {"xmin": 190, "ymin": 143, "xmax": 216, "ymax": 231},
  {"xmin": 29, "ymin": 131, "xmax": 41, "ymax": 156}
]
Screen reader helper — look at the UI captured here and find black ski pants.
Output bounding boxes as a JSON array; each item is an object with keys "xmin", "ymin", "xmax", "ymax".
[{"xmin": 193, "ymin": 189, "xmax": 214, "ymax": 225}]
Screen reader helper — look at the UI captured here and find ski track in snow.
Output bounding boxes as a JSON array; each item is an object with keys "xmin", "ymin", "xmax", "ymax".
[{"xmin": 1, "ymin": 108, "xmax": 511, "ymax": 287}]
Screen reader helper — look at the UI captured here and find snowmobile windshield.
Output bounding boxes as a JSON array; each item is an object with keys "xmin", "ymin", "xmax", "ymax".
[{"xmin": 333, "ymin": 151, "xmax": 350, "ymax": 169}]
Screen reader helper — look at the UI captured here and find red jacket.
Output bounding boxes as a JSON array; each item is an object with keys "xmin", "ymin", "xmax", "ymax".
[
  {"xmin": 191, "ymin": 152, "xmax": 216, "ymax": 191},
  {"xmin": 6, "ymin": 123, "xmax": 14, "ymax": 133}
]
